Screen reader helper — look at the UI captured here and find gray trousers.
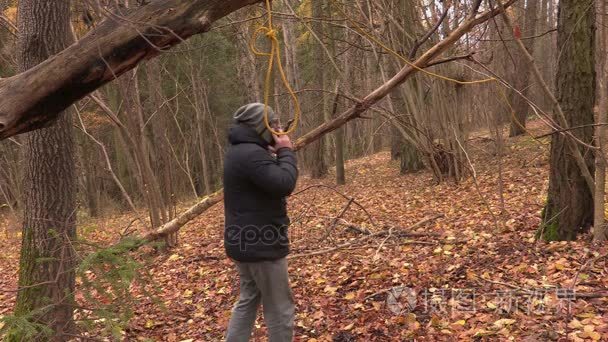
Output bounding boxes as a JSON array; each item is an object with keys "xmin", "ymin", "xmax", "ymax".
[{"xmin": 225, "ymin": 258, "xmax": 294, "ymax": 342}]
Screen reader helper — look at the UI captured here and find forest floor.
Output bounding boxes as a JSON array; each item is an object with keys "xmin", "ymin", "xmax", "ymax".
[{"xmin": 1, "ymin": 119, "xmax": 607, "ymax": 341}]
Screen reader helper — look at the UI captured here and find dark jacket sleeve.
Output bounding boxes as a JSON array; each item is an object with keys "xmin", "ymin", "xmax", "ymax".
[{"xmin": 244, "ymin": 147, "xmax": 298, "ymax": 198}]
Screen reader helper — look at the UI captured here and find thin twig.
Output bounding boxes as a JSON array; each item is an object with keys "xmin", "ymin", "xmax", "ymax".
[
  {"xmin": 319, "ymin": 198, "xmax": 354, "ymax": 243},
  {"xmin": 571, "ymin": 253, "xmax": 608, "ymax": 290},
  {"xmin": 409, "ymin": 4, "xmax": 450, "ymax": 59},
  {"xmin": 535, "ymin": 123, "xmax": 608, "ymax": 139},
  {"xmin": 289, "ymin": 214, "xmax": 443, "ymax": 259},
  {"xmin": 479, "ymin": 28, "xmax": 557, "ymax": 42},
  {"xmin": 291, "ymin": 184, "xmax": 377, "ymax": 227},
  {"xmin": 373, "ymin": 226, "xmax": 394, "ymax": 261},
  {"xmin": 0, "ymin": 14, "xmax": 17, "ymax": 36},
  {"xmin": 453, "ymin": 126, "xmax": 501, "ymax": 230}
]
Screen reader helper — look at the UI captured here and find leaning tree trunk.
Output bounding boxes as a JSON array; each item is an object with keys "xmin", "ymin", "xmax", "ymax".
[
  {"xmin": 542, "ymin": 0, "xmax": 596, "ymax": 241},
  {"xmin": 0, "ymin": 0, "xmax": 262, "ymax": 140},
  {"xmin": 11, "ymin": 0, "xmax": 77, "ymax": 340}
]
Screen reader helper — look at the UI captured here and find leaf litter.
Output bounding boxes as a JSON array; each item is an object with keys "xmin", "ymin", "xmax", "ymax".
[{"xmin": 0, "ymin": 119, "xmax": 606, "ymax": 341}]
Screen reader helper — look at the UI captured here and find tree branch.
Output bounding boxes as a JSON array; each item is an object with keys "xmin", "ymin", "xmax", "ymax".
[
  {"xmin": 0, "ymin": 14, "xmax": 17, "ymax": 36},
  {"xmin": 409, "ymin": 3, "xmax": 450, "ymax": 59}
]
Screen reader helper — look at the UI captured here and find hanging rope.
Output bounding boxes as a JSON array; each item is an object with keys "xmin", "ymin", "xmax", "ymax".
[{"xmin": 250, "ymin": 0, "xmax": 301, "ymax": 136}]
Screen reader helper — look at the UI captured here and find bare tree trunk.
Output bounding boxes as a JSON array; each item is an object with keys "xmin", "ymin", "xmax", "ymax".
[
  {"xmin": 198, "ymin": 110, "xmax": 213, "ymax": 197},
  {"xmin": 546, "ymin": 0, "xmax": 557, "ymax": 100},
  {"xmin": 509, "ymin": 0, "xmax": 539, "ymax": 137},
  {"xmin": 12, "ymin": 0, "xmax": 77, "ymax": 339},
  {"xmin": 79, "ymin": 136, "xmax": 101, "ymax": 217},
  {"xmin": 594, "ymin": 106, "xmax": 606, "ymax": 241},
  {"xmin": 331, "ymin": 83, "xmax": 345, "ymax": 185},
  {"xmin": 235, "ymin": 16, "xmax": 262, "ymax": 103},
  {"xmin": 335, "ymin": 125, "xmax": 346, "ymax": 185},
  {"xmin": 308, "ymin": 0, "xmax": 328, "ymax": 178},
  {"xmin": 594, "ymin": 0, "xmax": 608, "ymax": 242},
  {"xmin": 190, "ymin": 62, "xmax": 213, "ymax": 196},
  {"xmin": 534, "ymin": 0, "xmax": 551, "ymax": 111},
  {"xmin": 118, "ymin": 70, "xmax": 164, "ymax": 230},
  {"xmin": 111, "ymin": 61, "xmax": 179, "ymax": 246},
  {"xmin": 281, "ymin": 0, "xmax": 301, "ymax": 116},
  {"xmin": 387, "ymin": 0, "xmax": 426, "ymax": 175},
  {"xmin": 543, "ymin": 0, "xmax": 596, "ymax": 240},
  {"xmin": 145, "ymin": 59, "xmax": 177, "ymax": 246}
]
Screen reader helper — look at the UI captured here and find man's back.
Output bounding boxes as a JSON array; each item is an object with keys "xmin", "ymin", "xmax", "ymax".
[{"xmin": 223, "ymin": 124, "xmax": 298, "ymax": 262}]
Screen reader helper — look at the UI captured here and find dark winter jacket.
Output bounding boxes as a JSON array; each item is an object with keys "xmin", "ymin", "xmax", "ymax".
[{"xmin": 223, "ymin": 124, "xmax": 298, "ymax": 262}]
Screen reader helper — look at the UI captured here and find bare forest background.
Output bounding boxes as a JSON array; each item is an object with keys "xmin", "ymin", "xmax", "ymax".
[
  {"xmin": 1, "ymin": 0, "xmax": 608, "ymax": 340},
  {"xmin": 0, "ymin": 0, "xmax": 563, "ymax": 223}
]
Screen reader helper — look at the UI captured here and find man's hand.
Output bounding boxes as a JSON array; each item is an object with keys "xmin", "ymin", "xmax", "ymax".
[{"xmin": 271, "ymin": 130, "xmax": 293, "ymax": 151}]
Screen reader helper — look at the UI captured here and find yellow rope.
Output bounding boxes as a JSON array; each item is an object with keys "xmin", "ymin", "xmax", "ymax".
[{"xmin": 250, "ymin": 0, "xmax": 300, "ymax": 136}]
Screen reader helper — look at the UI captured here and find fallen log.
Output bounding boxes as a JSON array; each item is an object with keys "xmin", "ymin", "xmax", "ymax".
[{"xmin": 142, "ymin": 190, "xmax": 224, "ymax": 242}]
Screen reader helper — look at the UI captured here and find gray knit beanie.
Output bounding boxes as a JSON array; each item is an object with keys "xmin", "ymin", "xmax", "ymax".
[{"xmin": 233, "ymin": 103, "xmax": 277, "ymax": 144}]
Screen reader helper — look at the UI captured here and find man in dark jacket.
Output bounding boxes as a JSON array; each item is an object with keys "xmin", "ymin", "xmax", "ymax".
[{"xmin": 223, "ymin": 103, "xmax": 298, "ymax": 342}]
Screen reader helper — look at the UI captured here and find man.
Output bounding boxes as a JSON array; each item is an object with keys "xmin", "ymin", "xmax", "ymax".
[{"xmin": 223, "ymin": 103, "xmax": 298, "ymax": 342}]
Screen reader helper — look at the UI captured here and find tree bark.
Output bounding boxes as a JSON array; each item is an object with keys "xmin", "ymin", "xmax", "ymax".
[
  {"xmin": 399, "ymin": 140, "xmax": 425, "ymax": 174},
  {"xmin": 118, "ymin": 70, "xmax": 165, "ymax": 228},
  {"xmin": 281, "ymin": 0, "xmax": 301, "ymax": 114},
  {"xmin": 388, "ymin": 0, "xmax": 425, "ymax": 175},
  {"xmin": 12, "ymin": 0, "xmax": 77, "ymax": 340},
  {"xmin": 543, "ymin": 0, "xmax": 596, "ymax": 240}
]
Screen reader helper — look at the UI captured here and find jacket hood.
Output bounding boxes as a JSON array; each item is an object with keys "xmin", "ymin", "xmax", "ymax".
[
  {"xmin": 228, "ymin": 124, "xmax": 269, "ymax": 147},
  {"xmin": 233, "ymin": 103, "xmax": 277, "ymax": 144}
]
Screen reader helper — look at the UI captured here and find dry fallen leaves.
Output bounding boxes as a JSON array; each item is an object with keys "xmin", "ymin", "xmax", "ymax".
[{"xmin": 0, "ymin": 120, "xmax": 606, "ymax": 340}]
